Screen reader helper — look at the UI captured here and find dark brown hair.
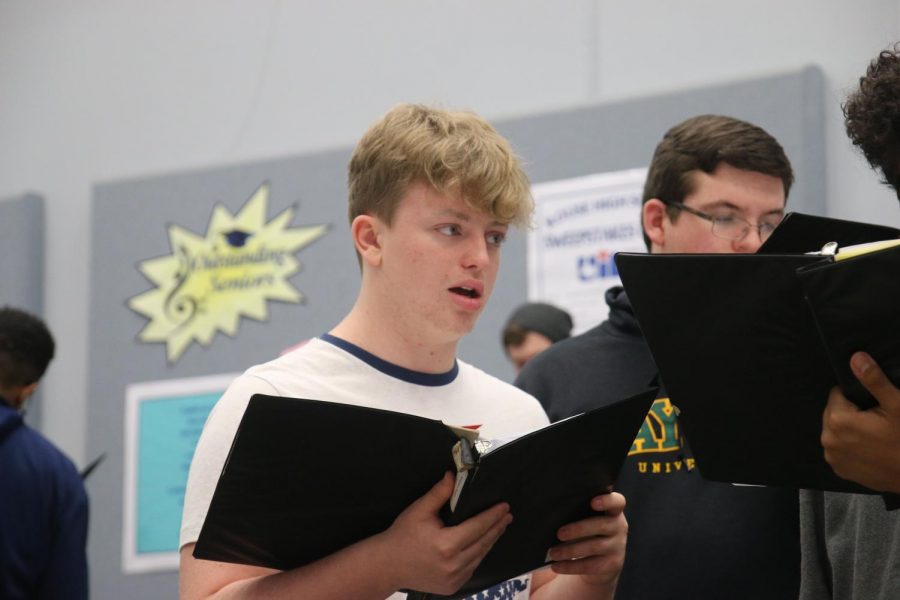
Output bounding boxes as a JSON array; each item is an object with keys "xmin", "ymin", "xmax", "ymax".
[{"xmin": 641, "ymin": 115, "xmax": 794, "ymax": 248}]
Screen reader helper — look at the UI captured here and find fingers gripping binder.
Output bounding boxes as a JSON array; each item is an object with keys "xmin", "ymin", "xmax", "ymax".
[
  {"xmin": 193, "ymin": 389, "xmax": 656, "ymax": 599},
  {"xmin": 615, "ymin": 224, "xmax": 900, "ymax": 494}
]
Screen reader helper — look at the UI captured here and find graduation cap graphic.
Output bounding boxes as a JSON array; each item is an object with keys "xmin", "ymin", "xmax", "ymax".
[{"xmin": 223, "ymin": 229, "xmax": 253, "ymax": 248}]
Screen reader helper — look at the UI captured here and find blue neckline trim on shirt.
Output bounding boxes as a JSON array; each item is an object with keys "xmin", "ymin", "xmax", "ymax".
[{"xmin": 319, "ymin": 333, "xmax": 459, "ymax": 387}]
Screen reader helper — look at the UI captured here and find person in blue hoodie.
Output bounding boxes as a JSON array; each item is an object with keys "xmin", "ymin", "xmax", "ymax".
[{"xmin": 0, "ymin": 306, "xmax": 88, "ymax": 599}]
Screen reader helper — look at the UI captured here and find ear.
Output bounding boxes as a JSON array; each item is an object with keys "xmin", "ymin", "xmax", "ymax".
[
  {"xmin": 642, "ymin": 199, "xmax": 668, "ymax": 251},
  {"xmin": 9, "ymin": 382, "xmax": 38, "ymax": 411},
  {"xmin": 351, "ymin": 214, "xmax": 384, "ymax": 268},
  {"xmin": 21, "ymin": 382, "xmax": 38, "ymax": 400}
]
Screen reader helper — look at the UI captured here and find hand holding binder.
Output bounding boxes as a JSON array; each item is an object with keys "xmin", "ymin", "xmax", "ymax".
[
  {"xmin": 821, "ymin": 351, "xmax": 900, "ymax": 496},
  {"xmin": 614, "ymin": 216, "xmax": 900, "ymax": 493},
  {"xmin": 193, "ymin": 389, "xmax": 656, "ymax": 599},
  {"xmin": 379, "ymin": 471, "xmax": 514, "ymax": 598}
]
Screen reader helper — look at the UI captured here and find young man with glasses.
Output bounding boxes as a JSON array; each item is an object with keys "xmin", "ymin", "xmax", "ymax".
[
  {"xmin": 800, "ymin": 45, "xmax": 900, "ymax": 600},
  {"xmin": 516, "ymin": 115, "xmax": 800, "ymax": 599},
  {"xmin": 639, "ymin": 115, "xmax": 788, "ymax": 255}
]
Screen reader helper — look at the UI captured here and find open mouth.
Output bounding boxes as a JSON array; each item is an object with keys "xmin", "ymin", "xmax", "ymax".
[{"xmin": 450, "ymin": 286, "xmax": 481, "ymax": 299}]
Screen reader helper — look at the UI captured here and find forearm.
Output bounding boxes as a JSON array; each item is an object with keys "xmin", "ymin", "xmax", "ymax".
[
  {"xmin": 181, "ymin": 535, "xmax": 402, "ymax": 600},
  {"xmin": 182, "ymin": 472, "xmax": 511, "ymax": 600},
  {"xmin": 531, "ymin": 570, "xmax": 618, "ymax": 600}
]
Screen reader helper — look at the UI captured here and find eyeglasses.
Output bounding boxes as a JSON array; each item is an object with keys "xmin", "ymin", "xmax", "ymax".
[{"xmin": 663, "ymin": 201, "xmax": 782, "ymax": 242}]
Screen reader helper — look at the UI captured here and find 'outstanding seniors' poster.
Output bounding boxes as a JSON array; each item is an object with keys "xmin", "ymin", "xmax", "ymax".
[{"xmin": 527, "ymin": 168, "xmax": 648, "ymax": 333}]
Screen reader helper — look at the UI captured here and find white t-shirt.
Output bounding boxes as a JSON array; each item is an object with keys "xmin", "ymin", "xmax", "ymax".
[{"xmin": 181, "ymin": 335, "xmax": 548, "ymax": 600}]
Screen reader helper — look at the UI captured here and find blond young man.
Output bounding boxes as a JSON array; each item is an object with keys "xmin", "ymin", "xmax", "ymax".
[{"xmin": 179, "ymin": 104, "xmax": 628, "ymax": 600}]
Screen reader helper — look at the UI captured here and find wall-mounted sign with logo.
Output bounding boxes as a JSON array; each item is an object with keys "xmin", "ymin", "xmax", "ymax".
[
  {"xmin": 128, "ymin": 183, "xmax": 329, "ymax": 362},
  {"xmin": 527, "ymin": 168, "xmax": 647, "ymax": 333}
]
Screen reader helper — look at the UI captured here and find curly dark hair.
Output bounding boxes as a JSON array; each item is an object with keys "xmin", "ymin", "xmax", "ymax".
[{"xmin": 844, "ymin": 44, "xmax": 900, "ymax": 200}]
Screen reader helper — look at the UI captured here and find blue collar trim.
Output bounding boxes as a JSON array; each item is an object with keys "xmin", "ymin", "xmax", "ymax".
[{"xmin": 320, "ymin": 333, "xmax": 459, "ymax": 387}]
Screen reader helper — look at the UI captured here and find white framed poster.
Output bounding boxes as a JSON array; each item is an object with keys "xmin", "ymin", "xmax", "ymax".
[
  {"xmin": 528, "ymin": 168, "xmax": 648, "ymax": 332},
  {"xmin": 122, "ymin": 373, "xmax": 238, "ymax": 573}
]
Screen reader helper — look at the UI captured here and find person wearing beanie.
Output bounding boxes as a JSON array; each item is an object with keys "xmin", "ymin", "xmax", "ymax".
[{"xmin": 501, "ymin": 302, "xmax": 573, "ymax": 372}]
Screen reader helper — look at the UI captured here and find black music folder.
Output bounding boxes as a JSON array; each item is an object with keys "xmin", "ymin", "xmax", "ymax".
[
  {"xmin": 758, "ymin": 211, "xmax": 899, "ymax": 254},
  {"xmin": 615, "ymin": 239, "xmax": 900, "ymax": 494},
  {"xmin": 193, "ymin": 389, "xmax": 656, "ymax": 599}
]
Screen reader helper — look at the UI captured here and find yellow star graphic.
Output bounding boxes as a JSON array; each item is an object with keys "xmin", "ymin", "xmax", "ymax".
[{"xmin": 128, "ymin": 183, "xmax": 329, "ymax": 362}]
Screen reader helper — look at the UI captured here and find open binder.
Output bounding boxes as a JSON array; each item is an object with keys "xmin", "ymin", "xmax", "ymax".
[
  {"xmin": 193, "ymin": 389, "xmax": 656, "ymax": 599},
  {"xmin": 758, "ymin": 211, "xmax": 899, "ymax": 254},
  {"xmin": 614, "ymin": 218, "xmax": 900, "ymax": 494}
]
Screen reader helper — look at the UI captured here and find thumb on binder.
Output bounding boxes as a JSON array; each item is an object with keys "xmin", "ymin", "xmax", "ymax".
[{"xmin": 386, "ymin": 471, "xmax": 513, "ymax": 597}]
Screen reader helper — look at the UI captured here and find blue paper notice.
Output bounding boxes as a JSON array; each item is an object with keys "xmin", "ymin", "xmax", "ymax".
[
  {"xmin": 123, "ymin": 373, "xmax": 237, "ymax": 573},
  {"xmin": 135, "ymin": 392, "xmax": 220, "ymax": 553}
]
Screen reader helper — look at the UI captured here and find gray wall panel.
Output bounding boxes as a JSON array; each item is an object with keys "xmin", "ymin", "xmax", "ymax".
[
  {"xmin": 0, "ymin": 193, "xmax": 45, "ymax": 427},
  {"xmin": 0, "ymin": 193, "xmax": 44, "ymax": 314}
]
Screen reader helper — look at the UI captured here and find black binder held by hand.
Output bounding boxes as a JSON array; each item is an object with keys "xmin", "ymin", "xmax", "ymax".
[
  {"xmin": 797, "ymin": 244, "xmax": 900, "ymax": 409},
  {"xmin": 615, "ymin": 239, "xmax": 900, "ymax": 494},
  {"xmin": 192, "ymin": 389, "xmax": 656, "ymax": 599}
]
